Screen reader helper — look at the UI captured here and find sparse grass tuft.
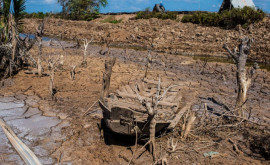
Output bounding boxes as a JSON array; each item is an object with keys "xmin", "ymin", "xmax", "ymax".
[{"xmin": 101, "ymin": 16, "xmax": 122, "ymax": 24}]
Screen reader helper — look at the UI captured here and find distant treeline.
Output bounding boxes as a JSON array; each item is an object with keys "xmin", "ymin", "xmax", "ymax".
[
  {"xmin": 21, "ymin": 10, "xmax": 209, "ymax": 20},
  {"xmin": 23, "ymin": 7, "xmax": 266, "ymax": 29},
  {"xmin": 22, "ymin": 12, "xmax": 100, "ymax": 21}
]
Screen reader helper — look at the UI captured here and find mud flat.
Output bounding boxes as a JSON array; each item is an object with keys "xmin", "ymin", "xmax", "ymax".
[
  {"xmin": 0, "ymin": 39, "xmax": 269, "ymax": 164},
  {"xmin": 0, "ymin": 94, "xmax": 70, "ymax": 164}
]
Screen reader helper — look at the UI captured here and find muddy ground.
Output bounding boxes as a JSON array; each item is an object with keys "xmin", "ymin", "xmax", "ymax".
[
  {"xmin": 22, "ymin": 15, "xmax": 270, "ymax": 63},
  {"xmin": 0, "ymin": 36, "xmax": 270, "ymax": 164}
]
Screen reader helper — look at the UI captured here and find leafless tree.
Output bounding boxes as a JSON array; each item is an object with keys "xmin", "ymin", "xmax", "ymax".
[
  {"xmin": 223, "ymin": 37, "xmax": 259, "ymax": 117},
  {"xmin": 101, "ymin": 57, "xmax": 116, "ymax": 99},
  {"xmin": 133, "ymin": 77, "xmax": 177, "ymax": 161},
  {"xmin": 82, "ymin": 38, "xmax": 93, "ymax": 67}
]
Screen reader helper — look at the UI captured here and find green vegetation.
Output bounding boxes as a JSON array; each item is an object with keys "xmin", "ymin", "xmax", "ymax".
[
  {"xmin": 23, "ymin": 12, "xmax": 50, "ymax": 19},
  {"xmin": 1, "ymin": 0, "xmax": 26, "ymax": 42},
  {"xmin": 57, "ymin": 0, "xmax": 107, "ymax": 20},
  {"xmin": 23, "ymin": 12, "xmax": 100, "ymax": 21},
  {"xmin": 181, "ymin": 7, "xmax": 265, "ymax": 29},
  {"xmin": 1, "ymin": 0, "xmax": 26, "ymax": 25},
  {"xmin": 23, "ymin": 0, "xmax": 108, "ymax": 21},
  {"xmin": 101, "ymin": 16, "xmax": 122, "ymax": 24},
  {"xmin": 135, "ymin": 8, "xmax": 177, "ymax": 20}
]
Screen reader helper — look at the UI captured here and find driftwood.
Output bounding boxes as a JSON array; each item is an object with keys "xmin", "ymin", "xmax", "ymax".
[
  {"xmin": 0, "ymin": 118, "xmax": 42, "ymax": 165},
  {"xmin": 182, "ymin": 112, "xmax": 196, "ymax": 139},
  {"xmin": 167, "ymin": 103, "xmax": 193, "ymax": 130},
  {"xmin": 223, "ymin": 37, "xmax": 259, "ymax": 117},
  {"xmin": 101, "ymin": 57, "xmax": 116, "ymax": 99}
]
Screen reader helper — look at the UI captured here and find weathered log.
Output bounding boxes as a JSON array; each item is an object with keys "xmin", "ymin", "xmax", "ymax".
[{"xmin": 167, "ymin": 103, "xmax": 192, "ymax": 130}]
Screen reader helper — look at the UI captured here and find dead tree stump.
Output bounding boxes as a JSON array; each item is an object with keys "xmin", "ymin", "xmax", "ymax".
[
  {"xmin": 70, "ymin": 65, "xmax": 76, "ymax": 81},
  {"xmin": 47, "ymin": 57, "xmax": 60, "ymax": 99},
  {"xmin": 36, "ymin": 19, "xmax": 45, "ymax": 77},
  {"xmin": 82, "ymin": 38, "xmax": 93, "ymax": 67},
  {"xmin": 48, "ymin": 60, "xmax": 57, "ymax": 99},
  {"xmin": 144, "ymin": 52, "xmax": 152, "ymax": 79},
  {"xmin": 223, "ymin": 37, "xmax": 259, "ymax": 117},
  {"xmin": 101, "ymin": 57, "xmax": 116, "ymax": 99}
]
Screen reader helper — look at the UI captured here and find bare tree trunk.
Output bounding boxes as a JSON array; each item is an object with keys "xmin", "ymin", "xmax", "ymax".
[
  {"xmin": 101, "ymin": 57, "xmax": 116, "ymax": 99},
  {"xmin": 144, "ymin": 52, "xmax": 152, "ymax": 79},
  {"xmin": 49, "ymin": 67, "xmax": 54, "ymax": 99},
  {"xmin": 223, "ymin": 37, "xmax": 258, "ymax": 117},
  {"xmin": 82, "ymin": 38, "xmax": 93, "ymax": 67},
  {"xmin": 37, "ymin": 36, "xmax": 43, "ymax": 77},
  {"xmin": 70, "ymin": 65, "xmax": 76, "ymax": 81},
  {"xmin": 48, "ymin": 58, "xmax": 60, "ymax": 99},
  {"xmin": 9, "ymin": 14, "xmax": 18, "ymax": 76},
  {"xmin": 36, "ymin": 19, "xmax": 46, "ymax": 77},
  {"xmin": 149, "ymin": 115, "xmax": 156, "ymax": 160},
  {"xmin": 134, "ymin": 78, "xmax": 177, "ymax": 161},
  {"xmin": 48, "ymin": 60, "xmax": 55, "ymax": 99}
]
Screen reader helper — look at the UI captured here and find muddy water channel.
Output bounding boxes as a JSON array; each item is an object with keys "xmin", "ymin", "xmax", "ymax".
[{"xmin": 0, "ymin": 94, "xmax": 69, "ymax": 164}]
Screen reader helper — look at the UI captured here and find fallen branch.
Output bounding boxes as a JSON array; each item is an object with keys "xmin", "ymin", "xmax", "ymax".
[
  {"xmin": 0, "ymin": 118, "xmax": 42, "ymax": 165},
  {"xmin": 82, "ymin": 100, "xmax": 98, "ymax": 116},
  {"xmin": 183, "ymin": 112, "xmax": 196, "ymax": 139},
  {"xmin": 228, "ymin": 139, "xmax": 242, "ymax": 155}
]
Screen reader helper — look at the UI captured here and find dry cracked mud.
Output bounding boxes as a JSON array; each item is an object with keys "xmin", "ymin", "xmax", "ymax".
[{"xmin": 0, "ymin": 27, "xmax": 270, "ymax": 164}]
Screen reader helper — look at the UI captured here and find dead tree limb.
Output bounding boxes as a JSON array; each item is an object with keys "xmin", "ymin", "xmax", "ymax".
[
  {"xmin": 101, "ymin": 57, "xmax": 116, "ymax": 99},
  {"xmin": 223, "ymin": 37, "xmax": 259, "ymax": 118},
  {"xmin": 82, "ymin": 38, "xmax": 93, "ymax": 67}
]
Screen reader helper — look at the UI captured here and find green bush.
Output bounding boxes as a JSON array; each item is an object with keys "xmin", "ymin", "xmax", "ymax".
[
  {"xmin": 181, "ymin": 7, "xmax": 265, "ymax": 29},
  {"xmin": 135, "ymin": 10, "xmax": 177, "ymax": 20}
]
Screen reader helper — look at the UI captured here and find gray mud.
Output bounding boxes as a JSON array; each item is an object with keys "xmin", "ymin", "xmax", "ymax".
[{"xmin": 0, "ymin": 95, "xmax": 69, "ymax": 165}]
